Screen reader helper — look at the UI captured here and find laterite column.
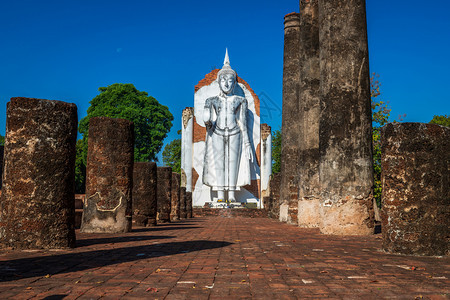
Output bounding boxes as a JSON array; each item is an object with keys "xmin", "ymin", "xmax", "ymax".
[
  {"xmin": 157, "ymin": 167, "xmax": 172, "ymax": 223},
  {"xmin": 170, "ymin": 172, "xmax": 181, "ymax": 221},
  {"xmin": 132, "ymin": 162, "xmax": 157, "ymax": 227},
  {"xmin": 81, "ymin": 117, "xmax": 134, "ymax": 233},
  {"xmin": 0, "ymin": 97, "xmax": 77, "ymax": 249}
]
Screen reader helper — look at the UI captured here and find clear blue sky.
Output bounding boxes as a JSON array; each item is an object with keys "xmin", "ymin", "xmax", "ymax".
[{"xmin": 0, "ymin": 0, "xmax": 449, "ymax": 162}]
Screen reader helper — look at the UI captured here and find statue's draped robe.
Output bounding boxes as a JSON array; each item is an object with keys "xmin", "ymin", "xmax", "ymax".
[{"xmin": 202, "ymin": 95, "xmax": 251, "ymax": 190}]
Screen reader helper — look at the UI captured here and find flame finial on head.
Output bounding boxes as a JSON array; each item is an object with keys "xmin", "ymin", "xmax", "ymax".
[{"xmin": 218, "ymin": 48, "xmax": 236, "ymax": 79}]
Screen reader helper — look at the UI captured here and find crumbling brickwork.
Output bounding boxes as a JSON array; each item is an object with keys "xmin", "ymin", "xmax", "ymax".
[
  {"xmin": 280, "ymin": 12, "xmax": 301, "ymax": 225},
  {"xmin": 81, "ymin": 117, "xmax": 134, "ymax": 233},
  {"xmin": 381, "ymin": 123, "xmax": 449, "ymax": 256},
  {"xmin": 132, "ymin": 162, "xmax": 157, "ymax": 227},
  {"xmin": 0, "ymin": 97, "xmax": 77, "ymax": 249},
  {"xmin": 157, "ymin": 167, "xmax": 172, "ymax": 223},
  {"xmin": 170, "ymin": 172, "xmax": 181, "ymax": 221}
]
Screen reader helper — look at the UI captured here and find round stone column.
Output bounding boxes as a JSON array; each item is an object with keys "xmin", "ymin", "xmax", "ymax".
[
  {"xmin": 279, "ymin": 12, "xmax": 301, "ymax": 224},
  {"xmin": 157, "ymin": 167, "xmax": 172, "ymax": 223},
  {"xmin": 0, "ymin": 97, "xmax": 77, "ymax": 249},
  {"xmin": 381, "ymin": 123, "xmax": 449, "ymax": 256},
  {"xmin": 180, "ymin": 187, "xmax": 187, "ymax": 219},
  {"xmin": 170, "ymin": 172, "xmax": 181, "ymax": 221},
  {"xmin": 132, "ymin": 162, "xmax": 157, "ymax": 227},
  {"xmin": 81, "ymin": 117, "xmax": 134, "ymax": 233},
  {"xmin": 318, "ymin": 0, "xmax": 374, "ymax": 235}
]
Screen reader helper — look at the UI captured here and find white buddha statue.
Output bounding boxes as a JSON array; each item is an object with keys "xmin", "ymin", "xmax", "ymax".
[{"xmin": 202, "ymin": 50, "xmax": 253, "ymax": 203}]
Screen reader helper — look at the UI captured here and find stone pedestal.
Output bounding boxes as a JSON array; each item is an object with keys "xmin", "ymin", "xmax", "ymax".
[
  {"xmin": 280, "ymin": 12, "xmax": 301, "ymax": 224},
  {"xmin": 381, "ymin": 123, "xmax": 449, "ymax": 256},
  {"xmin": 317, "ymin": 0, "xmax": 374, "ymax": 235},
  {"xmin": 132, "ymin": 162, "xmax": 157, "ymax": 227},
  {"xmin": 297, "ymin": 0, "xmax": 321, "ymax": 228},
  {"xmin": 186, "ymin": 191, "xmax": 193, "ymax": 218},
  {"xmin": 180, "ymin": 187, "xmax": 187, "ymax": 219},
  {"xmin": 157, "ymin": 167, "xmax": 172, "ymax": 223},
  {"xmin": 0, "ymin": 97, "xmax": 77, "ymax": 249},
  {"xmin": 81, "ymin": 117, "xmax": 134, "ymax": 233},
  {"xmin": 170, "ymin": 172, "xmax": 181, "ymax": 221}
]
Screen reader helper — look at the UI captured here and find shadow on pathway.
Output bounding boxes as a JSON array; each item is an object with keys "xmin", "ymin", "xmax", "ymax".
[{"xmin": 0, "ymin": 240, "xmax": 232, "ymax": 282}]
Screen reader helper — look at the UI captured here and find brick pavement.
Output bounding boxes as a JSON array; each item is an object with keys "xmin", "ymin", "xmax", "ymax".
[{"xmin": 0, "ymin": 216, "xmax": 448, "ymax": 299}]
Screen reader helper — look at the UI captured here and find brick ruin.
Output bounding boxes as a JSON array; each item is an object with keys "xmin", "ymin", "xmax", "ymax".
[
  {"xmin": 267, "ymin": 173, "xmax": 282, "ymax": 220},
  {"xmin": 81, "ymin": 117, "xmax": 134, "ymax": 233},
  {"xmin": 0, "ymin": 97, "xmax": 77, "ymax": 249},
  {"xmin": 132, "ymin": 162, "xmax": 157, "ymax": 227},
  {"xmin": 381, "ymin": 123, "xmax": 449, "ymax": 256},
  {"xmin": 157, "ymin": 167, "xmax": 172, "ymax": 223},
  {"xmin": 280, "ymin": 0, "xmax": 374, "ymax": 235},
  {"xmin": 170, "ymin": 172, "xmax": 181, "ymax": 221},
  {"xmin": 186, "ymin": 191, "xmax": 193, "ymax": 218}
]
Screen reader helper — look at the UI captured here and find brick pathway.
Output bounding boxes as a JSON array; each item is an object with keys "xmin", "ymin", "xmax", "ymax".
[{"xmin": 0, "ymin": 216, "xmax": 448, "ymax": 299}]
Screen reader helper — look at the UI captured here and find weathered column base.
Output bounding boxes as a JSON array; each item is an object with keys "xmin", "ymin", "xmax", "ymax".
[
  {"xmin": 134, "ymin": 216, "xmax": 157, "ymax": 227},
  {"xmin": 319, "ymin": 198, "xmax": 373, "ymax": 235},
  {"xmin": 81, "ymin": 193, "xmax": 132, "ymax": 233},
  {"xmin": 297, "ymin": 198, "xmax": 320, "ymax": 228}
]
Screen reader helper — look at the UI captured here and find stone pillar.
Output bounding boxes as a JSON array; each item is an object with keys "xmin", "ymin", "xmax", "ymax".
[
  {"xmin": 81, "ymin": 117, "xmax": 134, "ymax": 233},
  {"xmin": 186, "ymin": 191, "xmax": 193, "ymax": 218},
  {"xmin": 132, "ymin": 162, "xmax": 157, "ymax": 227},
  {"xmin": 0, "ymin": 97, "xmax": 77, "ymax": 249},
  {"xmin": 181, "ymin": 107, "xmax": 194, "ymax": 192},
  {"xmin": 297, "ymin": 0, "xmax": 321, "ymax": 228},
  {"xmin": 157, "ymin": 167, "xmax": 172, "ymax": 223},
  {"xmin": 279, "ymin": 12, "xmax": 301, "ymax": 224},
  {"xmin": 0, "ymin": 145, "xmax": 3, "ymax": 189},
  {"xmin": 317, "ymin": 0, "xmax": 374, "ymax": 235},
  {"xmin": 180, "ymin": 187, "xmax": 187, "ymax": 219},
  {"xmin": 381, "ymin": 123, "xmax": 449, "ymax": 256},
  {"xmin": 260, "ymin": 124, "xmax": 272, "ymax": 209},
  {"xmin": 269, "ymin": 173, "xmax": 282, "ymax": 220},
  {"xmin": 170, "ymin": 172, "xmax": 181, "ymax": 221}
]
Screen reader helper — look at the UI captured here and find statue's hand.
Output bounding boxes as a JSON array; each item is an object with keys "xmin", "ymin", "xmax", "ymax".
[{"xmin": 245, "ymin": 143, "xmax": 253, "ymax": 162}]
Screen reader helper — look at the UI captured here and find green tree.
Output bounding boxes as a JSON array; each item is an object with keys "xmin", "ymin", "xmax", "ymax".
[
  {"xmin": 76, "ymin": 83, "xmax": 173, "ymax": 193},
  {"xmin": 429, "ymin": 115, "xmax": 450, "ymax": 127},
  {"xmin": 0, "ymin": 134, "xmax": 4, "ymax": 146},
  {"xmin": 162, "ymin": 138, "xmax": 181, "ymax": 173},
  {"xmin": 271, "ymin": 129, "xmax": 282, "ymax": 173},
  {"xmin": 371, "ymin": 73, "xmax": 392, "ymax": 208}
]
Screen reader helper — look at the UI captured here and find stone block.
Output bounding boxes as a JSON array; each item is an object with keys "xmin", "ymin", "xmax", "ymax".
[
  {"xmin": 132, "ymin": 162, "xmax": 157, "ymax": 227},
  {"xmin": 81, "ymin": 117, "xmax": 134, "ymax": 233},
  {"xmin": 0, "ymin": 97, "xmax": 77, "ymax": 249},
  {"xmin": 186, "ymin": 191, "xmax": 193, "ymax": 218},
  {"xmin": 157, "ymin": 167, "xmax": 172, "ymax": 223},
  {"xmin": 381, "ymin": 122, "xmax": 449, "ymax": 256},
  {"xmin": 170, "ymin": 172, "xmax": 181, "ymax": 221},
  {"xmin": 298, "ymin": 198, "xmax": 320, "ymax": 228},
  {"xmin": 180, "ymin": 187, "xmax": 187, "ymax": 219}
]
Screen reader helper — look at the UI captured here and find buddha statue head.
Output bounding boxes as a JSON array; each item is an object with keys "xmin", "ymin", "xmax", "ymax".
[{"xmin": 217, "ymin": 49, "xmax": 237, "ymax": 95}]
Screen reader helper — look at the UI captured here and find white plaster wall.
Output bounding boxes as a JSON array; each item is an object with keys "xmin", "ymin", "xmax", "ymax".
[
  {"xmin": 260, "ymin": 132, "xmax": 272, "ymax": 209},
  {"xmin": 193, "ymin": 80, "xmax": 260, "ymax": 207},
  {"xmin": 181, "ymin": 113, "xmax": 193, "ymax": 192}
]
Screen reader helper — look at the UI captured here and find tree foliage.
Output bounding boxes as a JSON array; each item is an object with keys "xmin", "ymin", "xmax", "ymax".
[
  {"xmin": 0, "ymin": 134, "xmax": 4, "ymax": 146},
  {"xmin": 271, "ymin": 129, "xmax": 282, "ymax": 173},
  {"xmin": 429, "ymin": 115, "xmax": 449, "ymax": 127},
  {"xmin": 162, "ymin": 138, "xmax": 181, "ymax": 173},
  {"xmin": 371, "ymin": 73, "xmax": 391, "ymax": 208},
  {"xmin": 75, "ymin": 83, "xmax": 173, "ymax": 193}
]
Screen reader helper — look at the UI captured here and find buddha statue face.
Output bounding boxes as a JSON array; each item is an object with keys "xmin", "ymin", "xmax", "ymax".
[{"xmin": 219, "ymin": 73, "xmax": 236, "ymax": 95}]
